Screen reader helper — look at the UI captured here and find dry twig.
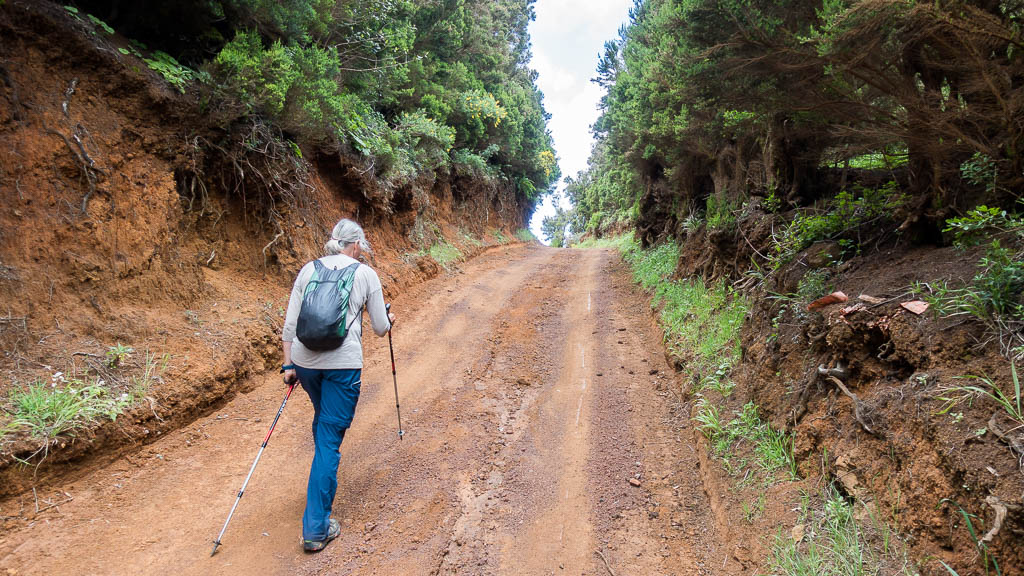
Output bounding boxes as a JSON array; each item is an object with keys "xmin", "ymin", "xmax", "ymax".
[{"xmin": 594, "ymin": 549, "xmax": 618, "ymax": 576}]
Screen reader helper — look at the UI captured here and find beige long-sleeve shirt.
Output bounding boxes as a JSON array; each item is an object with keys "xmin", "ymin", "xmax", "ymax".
[{"xmin": 282, "ymin": 254, "xmax": 391, "ymax": 369}]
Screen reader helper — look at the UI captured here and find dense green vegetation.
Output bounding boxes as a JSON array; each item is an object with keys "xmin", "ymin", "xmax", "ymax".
[
  {"xmin": 77, "ymin": 0, "xmax": 559, "ymax": 214},
  {"xmin": 568, "ymin": 0, "xmax": 1024, "ymax": 242}
]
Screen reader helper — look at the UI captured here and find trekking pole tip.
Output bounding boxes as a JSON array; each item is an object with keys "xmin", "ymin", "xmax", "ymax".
[{"xmin": 211, "ymin": 540, "xmax": 221, "ymax": 557}]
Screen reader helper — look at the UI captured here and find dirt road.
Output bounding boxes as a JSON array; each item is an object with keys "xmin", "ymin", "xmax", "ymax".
[{"xmin": 0, "ymin": 245, "xmax": 724, "ymax": 576}]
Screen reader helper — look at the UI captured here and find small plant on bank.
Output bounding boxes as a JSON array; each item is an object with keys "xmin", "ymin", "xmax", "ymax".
[
  {"xmin": 86, "ymin": 13, "xmax": 115, "ymax": 35},
  {"xmin": 460, "ymin": 230, "xmax": 482, "ymax": 248},
  {"xmin": 428, "ymin": 240, "xmax": 462, "ymax": 269},
  {"xmin": 0, "ymin": 352, "xmax": 168, "ymax": 447},
  {"xmin": 743, "ymin": 492, "xmax": 767, "ymax": 523},
  {"xmin": 767, "ymin": 485, "xmax": 918, "ymax": 576},
  {"xmin": 763, "ymin": 189, "xmax": 782, "ymax": 213},
  {"xmin": 699, "ymin": 361, "xmax": 736, "ymax": 397},
  {"xmin": 938, "ymin": 499, "xmax": 1003, "ymax": 576},
  {"xmin": 918, "ymin": 205, "xmax": 1024, "ymax": 356},
  {"xmin": 8, "ymin": 378, "xmax": 131, "ymax": 441},
  {"xmin": 105, "ymin": 343, "xmax": 134, "ymax": 368},
  {"xmin": 767, "ymin": 268, "xmax": 834, "ymax": 326},
  {"xmin": 706, "ymin": 193, "xmax": 737, "ymax": 230},
  {"xmin": 919, "ymin": 245, "xmax": 1024, "ymax": 321},
  {"xmin": 144, "ymin": 51, "xmax": 195, "ymax": 93},
  {"xmin": 132, "ymin": 350, "xmax": 170, "ymax": 398},
  {"xmin": 935, "ymin": 362, "xmax": 1021, "ymax": 425}
]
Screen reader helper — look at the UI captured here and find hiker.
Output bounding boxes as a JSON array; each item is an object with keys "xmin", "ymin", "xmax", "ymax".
[{"xmin": 280, "ymin": 218, "xmax": 394, "ymax": 552}]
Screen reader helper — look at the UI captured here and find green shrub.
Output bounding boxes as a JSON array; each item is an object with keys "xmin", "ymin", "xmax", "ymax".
[
  {"xmin": 225, "ymin": 0, "xmax": 334, "ymax": 43},
  {"xmin": 706, "ymin": 193, "xmax": 737, "ymax": 230},
  {"xmin": 960, "ymin": 152, "xmax": 1000, "ymax": 195},
  {"xmin": 944, "ymin": 204, "xmax": 1024, "ymax": 247},
  {"xmin": 395, "ymin": 111, "xmax": 455, "ymax": 172},
  {"xmin": 921, "ymin": 242, "xmax": 1024, "ymax": 320},
  {"xmin": 213, "ymin": 31, "xmax": 370, "ymax": 145},
  {"xmin": 771, "ymin": 182, "xmax": 907, "ymax": 270},
  {"xmin": 452, "ymin": 145, "xmax": 500, "ymax": 180}
]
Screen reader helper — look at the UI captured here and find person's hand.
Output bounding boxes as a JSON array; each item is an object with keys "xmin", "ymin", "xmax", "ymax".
[
  {"xmin": 388, "ymin": 312, "xmax": 396, "ymax": 325},
  {"xmin": 283, "ymin": 369, "xmax": 297, "ymax": 385}
]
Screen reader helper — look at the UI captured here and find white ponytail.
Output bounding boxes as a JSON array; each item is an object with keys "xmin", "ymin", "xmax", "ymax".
[{"xmin": 324, "ymin": 218, "xmax": 372, "ymax": 256}]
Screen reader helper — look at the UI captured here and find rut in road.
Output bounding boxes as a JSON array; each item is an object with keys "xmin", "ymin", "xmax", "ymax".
[{"xmin": 0, "ymin": 245, "xmax": 727, "ymax": 576}]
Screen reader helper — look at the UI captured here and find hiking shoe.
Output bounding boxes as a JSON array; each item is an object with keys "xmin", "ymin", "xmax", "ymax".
[{"xmin": 303, "ymin": 518, "xmax": 340, "ymax": 552}]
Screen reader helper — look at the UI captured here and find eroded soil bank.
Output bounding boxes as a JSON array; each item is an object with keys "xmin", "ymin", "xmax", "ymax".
[{"xmin": 0, "ymin": 2, "xmax": 526, "ymax": 495}]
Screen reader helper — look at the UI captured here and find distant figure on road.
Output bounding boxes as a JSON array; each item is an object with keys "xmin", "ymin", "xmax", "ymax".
[{"xmin": 280, "ymin": 218, "xmax": 394, "ymax": 552}]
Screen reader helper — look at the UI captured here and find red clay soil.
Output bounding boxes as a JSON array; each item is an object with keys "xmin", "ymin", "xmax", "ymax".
[
  {"xmin": 730, "ymin": 240, "xmax": 1024, "ymax": 575},
  {"xmin": 1, "ymin": 245, "xmax": 739, "ymax": 576},
  {"xmin": 0, "ymin": 1, "xmax": 523, "ymax": 496}
]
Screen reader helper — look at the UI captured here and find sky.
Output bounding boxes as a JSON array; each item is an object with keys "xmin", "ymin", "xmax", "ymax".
[{"xmin": 527, "ymin": 0, "xmax": 634, "ymax": 243}]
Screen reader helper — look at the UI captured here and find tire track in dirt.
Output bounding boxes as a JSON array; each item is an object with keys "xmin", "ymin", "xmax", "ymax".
[{"xmin": 0, "ymin": 245, "xmax": 723, "ymax": 576}]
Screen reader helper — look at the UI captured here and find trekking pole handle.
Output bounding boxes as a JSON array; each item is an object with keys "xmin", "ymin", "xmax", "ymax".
[{"xmin": 386, "ymin": 303, "xmax": 395, "ymax": 328}]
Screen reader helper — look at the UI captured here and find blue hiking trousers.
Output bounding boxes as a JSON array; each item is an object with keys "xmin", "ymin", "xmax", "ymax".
[{"xmin": 294, "ymin": 366, "xmax": 361, "ymax": 541}]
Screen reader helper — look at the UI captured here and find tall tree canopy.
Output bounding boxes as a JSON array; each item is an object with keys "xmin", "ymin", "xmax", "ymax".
[
  {"xmin": 79, "ymin": 0, "xmax": 560, "ymax": 214},
  {"xmin": 571, "ymin": 0, "xmax": 1024, "ymax": 243}
]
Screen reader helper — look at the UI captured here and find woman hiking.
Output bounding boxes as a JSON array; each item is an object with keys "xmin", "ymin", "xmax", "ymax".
[{"xmin": 280, "ymin": 218, "xmax": 395, "ymax": 552}]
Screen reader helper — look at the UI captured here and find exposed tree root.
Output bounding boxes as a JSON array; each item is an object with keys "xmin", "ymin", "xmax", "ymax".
[
  {"xmin": 817, "ymin": 364, "xmax": 877, "ymax": 436},
  {"xmin": 987, "ymin": 413, "xmax": 1024, "ymax": 472}
]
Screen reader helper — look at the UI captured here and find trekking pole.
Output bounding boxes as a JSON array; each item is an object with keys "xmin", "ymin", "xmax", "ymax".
[
  {"xmin": 386, "ymin": 303, "xmax": 404, "ymax": 440},
  {"xmin": 211, "ymin": 381, "xmax": 297, "ymax": 556}
]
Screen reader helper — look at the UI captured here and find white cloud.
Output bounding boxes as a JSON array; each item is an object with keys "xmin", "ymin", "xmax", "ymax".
[{"xmin": 527, "ymin": 0, "xmax": 633, "ymax": 241}]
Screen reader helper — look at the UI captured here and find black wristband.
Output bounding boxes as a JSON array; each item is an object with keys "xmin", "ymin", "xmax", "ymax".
[{"xmin": 281, "ymin": 364, "xmax": 296, "ymax": 373}]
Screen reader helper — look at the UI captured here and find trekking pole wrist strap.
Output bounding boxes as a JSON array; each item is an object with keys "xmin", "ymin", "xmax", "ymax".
[{"xmin": 280, "ymin": 364, "xmax": 296, "ymax": 373}]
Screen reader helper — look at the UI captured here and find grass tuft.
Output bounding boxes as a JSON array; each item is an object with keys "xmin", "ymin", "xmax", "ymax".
[
  {"xmin": 766, "ymin": 486, "xmax": 915, "ymax": 576},
  {"xmin": 8, "ymin": 380, "xmax": 131, "ymax": 441},
  {"xmin": 0, "ymin": 351, "xmax": 168, "ymax": 445},
  {"xmin": 695, "ymin": 400, "xmax": 797, "ymax": 482},
  {"xmin": 428, "ymin": 240, "xmax": 463, "ymax": 269},
  {"xmin": 515, "ymin": 228, "xmax": 537, "ymax": 243}
]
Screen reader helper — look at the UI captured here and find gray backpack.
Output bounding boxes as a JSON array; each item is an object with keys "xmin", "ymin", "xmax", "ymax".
[{"xmin": 296, "ymin": 260, "xmax": 359, "ymax": 351}]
